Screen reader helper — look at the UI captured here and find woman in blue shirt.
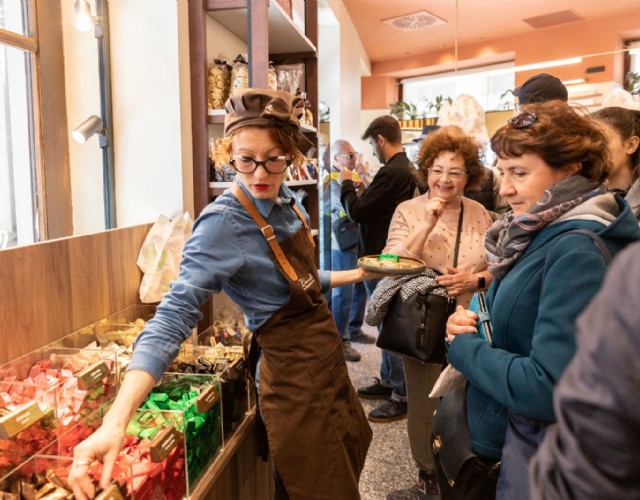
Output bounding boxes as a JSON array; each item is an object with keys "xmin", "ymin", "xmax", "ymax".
[{"xmin": 69, "ymin": 89, "xmax": 379, "ymax": 500}]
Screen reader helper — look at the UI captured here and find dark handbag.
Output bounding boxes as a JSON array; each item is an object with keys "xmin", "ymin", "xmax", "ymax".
[
  {"xmin": 377, "ymin": 287, "xmax": 455, "ymax": 364},
  {"xmin": 431, "ymin": 384, "xmax": 500, "ymax": 499},
  {"xmin": 332, "ymin": 215, "xmax": 358, "ymax": 250},
  {"xmin": 375, "ymin": 203, "xmax": 464, "ymax": 364}
]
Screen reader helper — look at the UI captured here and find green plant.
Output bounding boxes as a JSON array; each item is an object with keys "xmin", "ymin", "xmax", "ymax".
[
  {"xmin": 625, "ymin": 71, "xmax": 640, "ymax": 92},
  {"xmin": 434, "ymin": 95, "xmax": 453, "ymax": 112},
  {"xmin": 389, "ymin": 101, "xmax": 408, "ymax": 119}
]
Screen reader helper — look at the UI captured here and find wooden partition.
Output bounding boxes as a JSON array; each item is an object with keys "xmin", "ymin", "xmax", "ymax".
[{"xmin": 0, "ymin": 224, "xmax": 151, "ymax": 363}]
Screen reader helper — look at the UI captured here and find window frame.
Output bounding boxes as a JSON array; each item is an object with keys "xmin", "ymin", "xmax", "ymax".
[{"xmin": 0, "ymin": 0, "xmax": 72, "ymax": 244}]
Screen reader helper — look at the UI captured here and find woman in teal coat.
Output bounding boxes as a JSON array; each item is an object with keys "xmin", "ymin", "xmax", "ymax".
[{"xmin": 445, "ymin": 100, "xmax": 640, "ymax": 499}]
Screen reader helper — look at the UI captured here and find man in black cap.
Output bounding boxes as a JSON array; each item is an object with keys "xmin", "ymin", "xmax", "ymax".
[{"xmin": 514, "ymin": 72, "xmax": 568, "ymax": 108}]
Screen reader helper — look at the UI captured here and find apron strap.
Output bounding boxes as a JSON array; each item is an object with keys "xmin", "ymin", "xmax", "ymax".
[
  {"xmin": 291, "ymin": 204, "xmax": 315, "ymax": 247},
  {"xmin": 231, "ymin": 182, "xmax": 299, "ymax": 282}
]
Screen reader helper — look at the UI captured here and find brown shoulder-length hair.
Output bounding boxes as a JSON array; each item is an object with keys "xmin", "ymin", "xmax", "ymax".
[
  {"xmin": 491, "ymin": 100, "xmax": 610, "ymax": 183},
  {"xmin": 416, "ymin": 131, "xmax": 486, "ymax": 190},
  {"xmin": 214, "ymin": 126, "xmax": 306, "ymax": 169}
]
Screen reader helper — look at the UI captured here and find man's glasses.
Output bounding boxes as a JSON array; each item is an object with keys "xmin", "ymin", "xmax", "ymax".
[
  {"xmin": 428, "ymin": 167, "xmax": 467, "ymax": 180},
  {"xmin": 229, "ymin": 155, "xmax": 291, "ymax": 174},
  {"xmin": 508, "ymin": 111, "xmax": 538, "ymax": 129},
  {"xmin": 337, "ymin": 152, "xmax": 358, "ymax": 160}
]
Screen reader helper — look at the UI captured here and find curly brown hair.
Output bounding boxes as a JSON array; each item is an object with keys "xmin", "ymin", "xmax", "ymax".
[
  {"xmin": 416, "ymin": 131, "xmax": 486, "ymax": 190},
  {"xmin": 214, "ymin": 126, "xmax": 306, "ymax": 169},
  {"xmin": 491, "ymin": 100, "xmax": 610, "ymax": 183}
]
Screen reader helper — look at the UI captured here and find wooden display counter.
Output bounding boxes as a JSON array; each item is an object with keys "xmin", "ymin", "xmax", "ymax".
[{"xmin": 0, "ymin": 225, "xmax": 273, "ymax": 498}]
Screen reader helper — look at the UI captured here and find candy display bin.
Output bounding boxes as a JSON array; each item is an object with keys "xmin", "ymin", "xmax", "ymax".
[
  {"xmin": 0, "ymin": 381, "xmax": 58, "ymax": 479},
  {"xmin": 0, "ymin": 346, "xmax": 118, "ymax": 436},
  {"xmin": 174, "ymin": 337, "xmax": 252, "ymax": 440},
  {"xmin": 143, "ymin": 372, "xmax": 223, "ymax": 492},
  {"xmin": 0, "ymin": 454, "xmax": 127, "ymax": 499},
  {"xmin": 40, "ymin": 403, "xmax": 188, "ymax": 499},
  {"xmin": 93, "ymin": 305, "xmax": 158, "ymax": 348}
]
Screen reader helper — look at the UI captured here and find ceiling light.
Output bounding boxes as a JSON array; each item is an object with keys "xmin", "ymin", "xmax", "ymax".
[
  {"xmin": 514, "ymin": 57, "xmax": 582, "ymax": 73},
  {"xmin": 562, "ymin": 78, "xmax": 585, "ymax": 85},
  {"xmin": 74, "ymin": 0, "xmax": 94, "ymax": 32},
  {"xmin": 72, "ymin": 115, "xmax": 105, "ymax": 144}
]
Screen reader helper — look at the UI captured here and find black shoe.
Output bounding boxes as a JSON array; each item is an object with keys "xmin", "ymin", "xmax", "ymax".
[
  {"xmin": 368, "ymin": 399, "xmax": 407, "ymax": 423},
  {"xmin": 349, "ymin": 329, "xmax": 375, "ymax": 344},
  {"xmin": 357, "ymin": 378, "xmax": 392, "ymax": 399},
  {"xmin": 342, "ymin": 341, "xmax": 361, "ymax": 362}
]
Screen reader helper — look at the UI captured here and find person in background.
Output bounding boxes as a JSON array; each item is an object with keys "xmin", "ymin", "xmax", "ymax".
[
  {"xmin": 591, "ymin": 106, "xmax": 640, "ymax": 221},
  {"xmin": 529, "ymin": 241, "xmax": 640, "ymax": 500},
  {"xmin": 338, "ymin": 115, "xmax": 417, "ymax": 423},
  {"xmin": 385, "ymin": 130, "xmax": 493, "ymax": 498},
  {"xmin": 330, "ymin": 139, "xmax": 375, "ymax": 362},
  {"xmin": 445, "ymin": 101, "xmax": 640, "ymax": 499},
  {"xmin": 438, "ymin": 125, "xmax": 508, "ymax": 218},
  {"xmin": 68, "ymin": 89, "xmax": 383, "ymax": 500},
  {"xmin": 513, "ymin": 72, "xmax": 568, "ymax": 109}
]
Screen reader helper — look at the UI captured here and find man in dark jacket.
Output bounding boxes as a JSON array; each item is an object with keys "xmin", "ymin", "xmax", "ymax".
[{"xmin": 338, "ymin": 115, "xmax": 417, "ymax": 422}]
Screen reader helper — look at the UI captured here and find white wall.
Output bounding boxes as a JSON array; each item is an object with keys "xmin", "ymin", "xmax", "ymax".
[
  {"xmin": 62, "ymin": 0, "xmax": 104, "ymax": 234},
  {"xmin": 63, "ymin": 0, "xmax": 190, "ymax": 235},
  {"xmin": 320, "ymin": 0, "xmax": 372, "ymax": 165}
]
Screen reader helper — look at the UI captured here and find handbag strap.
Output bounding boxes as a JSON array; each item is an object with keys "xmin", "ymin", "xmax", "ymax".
[{"xmin": 452, "ymin": 201, "xmax": 464, "ymax": 268}]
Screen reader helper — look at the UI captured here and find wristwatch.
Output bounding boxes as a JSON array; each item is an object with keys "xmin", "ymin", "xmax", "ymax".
[{"xmin": 477, "ymin": 274, "xmax": 486, "ymax": 290}]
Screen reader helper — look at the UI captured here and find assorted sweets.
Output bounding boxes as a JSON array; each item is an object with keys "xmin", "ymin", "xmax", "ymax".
[
  {"xmin": 358, "ymin": 254, "xmax": 426, "ymax": 275},
  {"xmin": 142, "ymin": 374, "xmax": 223, "ymax": 489},
  {"xmin": 1, "ymin": 305, "xmax": 253, "ymax": 497}
]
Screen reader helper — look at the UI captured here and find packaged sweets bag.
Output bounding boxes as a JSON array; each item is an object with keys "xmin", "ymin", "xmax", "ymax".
[{"xmin": 207, "ymin": 58, "xmax": 231, "ymax": 111}]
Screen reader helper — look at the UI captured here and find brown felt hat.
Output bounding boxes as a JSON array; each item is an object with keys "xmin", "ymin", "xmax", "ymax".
[{"xmin": 224, "ymin": 89, "xmax": 313, "ymax": 154}]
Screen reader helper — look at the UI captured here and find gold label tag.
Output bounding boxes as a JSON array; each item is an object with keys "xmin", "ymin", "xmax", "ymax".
[
  {"xmin": 77, "ymin": 360, "xmax": 111, "ymax": 390},
  {"xmin": 95, "ymin": 483, "xmax": 125, "ymax": 500},
  {"xmin": 150, "ymin": 424, "xmax": 181, "ymax": 463},
  {"xmin": 196, "ymin": 384, "xmax": 220, "ymax": 413},
  {"xmin": 0, "ymin": 400, "xmax": 46, "ymax": 439}
]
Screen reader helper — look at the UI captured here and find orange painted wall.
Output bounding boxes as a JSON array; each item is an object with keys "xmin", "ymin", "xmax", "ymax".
[
  {"xmin": 361, "ymin": 76, "xmax": 400, "ymax": 110},
  {"xmin": 362, "ymin": 11, "xmax": 640, "ymax": 110}
]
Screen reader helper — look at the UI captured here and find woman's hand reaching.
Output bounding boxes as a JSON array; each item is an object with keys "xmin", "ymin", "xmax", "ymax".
[
  {"xmin": 446, "ymin": 305, "xmax": 478, "ymax": 344},
  {"xmin": 68, "ymin": 422, "xmax": 125, "ymax": 499},
  {"xmin": 425, "ymin": 196, "xmax": 446, "ymax": 224}
]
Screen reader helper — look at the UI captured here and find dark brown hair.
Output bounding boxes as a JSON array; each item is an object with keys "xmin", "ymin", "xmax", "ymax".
[
  {"xmin": 491, "ymin": 100, "xmax": 610, "ymax": 183},
  {"xmin": 591, "ymin": 106, "xmax": 640, "ymax": 172},
  {"xmin": 416, "ymin": 131, "xmax": 486, "ymax": 190},
  {"xmin": 361, "ymin": 115, "xmax": 402, "ymax": 144}
]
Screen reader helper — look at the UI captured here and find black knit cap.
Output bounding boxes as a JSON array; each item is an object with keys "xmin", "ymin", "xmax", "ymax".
[
  {"xmin": 224, "ymin": 88, "xmax": 313, "ymax": 154},
  {"xmin": 513, "ymin": 73, "xmax": 568, "ymax": 105}
]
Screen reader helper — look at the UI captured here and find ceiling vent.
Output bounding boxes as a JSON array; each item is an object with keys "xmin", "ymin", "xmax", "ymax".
[
  {"xmin": 523, "ymin": 10, "xmax": 584, "ymax": 29},
  {"xmin": 382, "ymin": 10, "xmax": 446, "ymax": 32}
]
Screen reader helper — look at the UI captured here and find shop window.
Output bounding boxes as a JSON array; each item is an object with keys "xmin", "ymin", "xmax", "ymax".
[{"xmin": 0, "ymin": 1, "xmax": 71, "ymax": 249}]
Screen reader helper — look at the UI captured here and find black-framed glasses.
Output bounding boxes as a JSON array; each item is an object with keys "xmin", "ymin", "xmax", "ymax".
[
  {"xmin": 337, "ymin": 152, "xmax": 358, "ymax": 160},
  {"xmin": 508, "ymin": 111, "xmax": 538, "ymax": 129},
  {"xmin": 229, "ymin": 155, "xmax": 291, "ymax": 174}
]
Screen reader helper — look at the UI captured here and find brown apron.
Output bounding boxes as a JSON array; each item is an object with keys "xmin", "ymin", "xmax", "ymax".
[{"xmin": 232, "ymin": 183, "xmax": 372, "ymax": 499}]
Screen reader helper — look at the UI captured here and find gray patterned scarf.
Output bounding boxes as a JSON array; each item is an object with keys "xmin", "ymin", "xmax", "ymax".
[{"xmin": 485, "ymin": 176, "xmax": 606, "ymax": 280}]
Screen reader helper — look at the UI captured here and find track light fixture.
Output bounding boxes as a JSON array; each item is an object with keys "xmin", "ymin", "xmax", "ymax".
[
  {"xmin": 72, "ymin": 115, "xmax": 105, "ymax": 145},
  {"xmin": 74, "ymin": 0, "xmax": 94, "ymax": 32}
]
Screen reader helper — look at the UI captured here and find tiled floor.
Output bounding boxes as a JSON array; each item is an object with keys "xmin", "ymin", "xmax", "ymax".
[{"xmin": 345, "ymin": 323, "xmax": 421, "ymax": 500}]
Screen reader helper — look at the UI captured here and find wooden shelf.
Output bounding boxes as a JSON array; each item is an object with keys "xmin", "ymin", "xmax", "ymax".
[{"xmin": 207, "ymin": 1, "xmax": 316, "ymax": 55}]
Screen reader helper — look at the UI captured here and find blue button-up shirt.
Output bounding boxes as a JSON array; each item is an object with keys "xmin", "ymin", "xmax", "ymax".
[{"xmin": 129, "ymin": 181, "xmax": 330, "ymax": 380}]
